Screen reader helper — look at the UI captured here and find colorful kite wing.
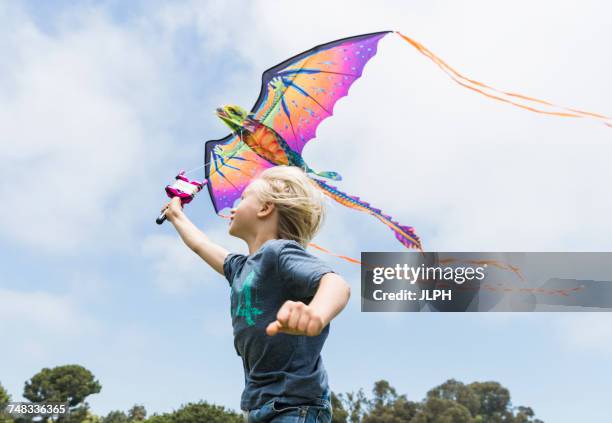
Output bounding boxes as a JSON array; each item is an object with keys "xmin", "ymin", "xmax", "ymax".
[
  {"xmin": 204, "ymin": 133, "xmax": 275, "ymax": 213},
  {"xmin": 204, "ymin": 31, "xmax": 391, "ymax": 214},
  {"xmin": 251, "ymin": 31, "xmax": 392, "ymax": 155}
]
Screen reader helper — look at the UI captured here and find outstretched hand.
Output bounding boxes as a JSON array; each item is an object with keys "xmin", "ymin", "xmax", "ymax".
[
  {"xmin": 161, "ymin": 196, "xmax": 183, "ymax": 222},
  {"xmin": 266, "ymin": 300, "xmax": 326, "ymax": 337}
]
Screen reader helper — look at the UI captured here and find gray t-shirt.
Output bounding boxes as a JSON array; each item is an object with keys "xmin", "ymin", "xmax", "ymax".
[{"xmin": 223, "ymin": 238, "xmax": 336, "ymax": 411}]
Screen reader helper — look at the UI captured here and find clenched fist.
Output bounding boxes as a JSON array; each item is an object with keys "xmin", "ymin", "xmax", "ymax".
[
  {"xmin": 266, "ymin": 300, "xmax": 326, "ymax": 337},
  {"xmin": 161, "ymin": 196, "xmax": 183, "ymax": 222}
]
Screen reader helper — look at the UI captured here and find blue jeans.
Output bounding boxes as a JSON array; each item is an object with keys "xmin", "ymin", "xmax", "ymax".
[{"xmin": 243, "ymin": 389, "xmax": 332, "ymax": 423}]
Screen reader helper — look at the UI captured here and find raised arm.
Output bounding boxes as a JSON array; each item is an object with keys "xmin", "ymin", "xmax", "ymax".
[
  {"xmin": 163, "ymin": 197, "xmax": 229, "ymax": 275},
  {"xmin": 308, "ymin": 273, "xmax": 351, "ymax": 327},
  {"xmin": 266, "ymin": 273, "xmax": 351, "ymax": 337}
]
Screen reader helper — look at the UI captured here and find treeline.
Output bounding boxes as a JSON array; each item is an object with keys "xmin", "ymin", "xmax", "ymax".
[{"xmin": 0, "ymin": 364, "xmax": 544, "ymax": 422}]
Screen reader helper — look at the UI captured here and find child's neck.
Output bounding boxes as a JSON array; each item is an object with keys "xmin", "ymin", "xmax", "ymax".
[{"xmin": 246, "ymin": 233, "xmax": 279, "ymax": 256}]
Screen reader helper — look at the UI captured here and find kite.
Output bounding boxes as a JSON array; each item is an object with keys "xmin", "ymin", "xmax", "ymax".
[
  {"xmin": 203, "ymin": 31, "xmax": 422, "ymax": 251},
  {"xmin": 159, "ymin": 30, "xmax": 612, "ymax": 255}
]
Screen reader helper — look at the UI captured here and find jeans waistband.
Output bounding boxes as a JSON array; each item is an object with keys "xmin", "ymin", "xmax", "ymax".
[
  {"xmin": 246, "ymin": 387, "xmax": 332, "ymax": 413},
  {"xmin": 304, "ymin": 387, "xmax": 331, "ymax": 408},
  {"xmin": 320, "ymin": 387, "xmax": 331, "ymax": 403}
]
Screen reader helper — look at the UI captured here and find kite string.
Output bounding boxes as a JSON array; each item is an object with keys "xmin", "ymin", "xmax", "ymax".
[
  {"xmin": 180, "ymin": 130, "xmax": 243, "ymax": 180},
  {"xmin": 182, "ymin": 163, "xmax": 206, "ymax": 176}
]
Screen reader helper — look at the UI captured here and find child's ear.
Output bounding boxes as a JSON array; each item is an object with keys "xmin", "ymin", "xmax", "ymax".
[{"xmin": 257, "ymin": 202, "xmax": 275, "ymax": 217}]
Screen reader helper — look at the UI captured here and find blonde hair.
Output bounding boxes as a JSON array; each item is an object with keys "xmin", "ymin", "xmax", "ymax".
[{"xmin": 251, "ymin": 166, "xmax": 327, "ymax": 247}]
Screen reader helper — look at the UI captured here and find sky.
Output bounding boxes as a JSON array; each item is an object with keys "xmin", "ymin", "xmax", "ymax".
[{"xmin": 1, "ymin": 0, "xmax": 611, "ymax": 422}]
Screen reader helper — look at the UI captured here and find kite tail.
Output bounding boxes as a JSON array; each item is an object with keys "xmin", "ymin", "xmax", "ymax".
[
  {"xmin": 311, "ymin": 178, "xmax": 422, "ymax": 251},
  {"xmin": 306, "ymin": 167, "xmax": 343, "ymax": 181},
  {"xmin": 395, "ymin": 31, "xmax": 612, "ymax": 128}
]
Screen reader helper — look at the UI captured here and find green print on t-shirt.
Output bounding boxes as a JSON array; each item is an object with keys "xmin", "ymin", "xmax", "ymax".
[{"xmin": 232, "ymin": 270, "xmax": 263, "ymax": 326}]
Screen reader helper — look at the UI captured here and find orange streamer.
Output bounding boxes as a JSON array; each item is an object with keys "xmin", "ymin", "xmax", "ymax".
[{"xmin": 395, "ymin": 31, "xmax": 612, "ymax": 127}]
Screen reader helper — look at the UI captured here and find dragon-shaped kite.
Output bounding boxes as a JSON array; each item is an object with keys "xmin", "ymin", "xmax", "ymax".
[
  {"xmin": 158, "ymin": 31, "xmax": 611, "ymax": 254},
  {"xmin": 204, "ymin": 31, "xmax": 422, "ymax": 251}
]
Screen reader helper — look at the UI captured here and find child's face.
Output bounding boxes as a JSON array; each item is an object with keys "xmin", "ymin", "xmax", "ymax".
[{"xmin": 229, "ymin": 181, "xmax": 268, "ymax": 239}]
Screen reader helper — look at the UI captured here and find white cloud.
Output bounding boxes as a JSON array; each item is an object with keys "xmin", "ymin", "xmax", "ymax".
[
  {"xmin": 0, "ymin": 4, "xmax": 208, "ymax": 254},
  {"xmin": 0, "ymin": 288, "xmax": 96, "ymax": 333},
  {"xmin": 141, "ymin": 233, "xmax": 218, "ymax": 294},
  {"xmin": 198, "ymin": 311, "xmax": 234, "ymax": 339},
  {"xmin": 4, "ymin": 0, "xmax": 609, "ymax": 257},
  {"xmin": 0, "ymin": 287, "xmax": 100, "ymax": 363},
  {"xmin": 555, "ymin": 312, "xmax": 612, "ymax": 354},
  {"xmin": 180, "ymin": 0, "xmax": 612, "ymax": 252},
  {"xmin": 1, "ymin": 2, "xmax": 610, "ymax": 421}
]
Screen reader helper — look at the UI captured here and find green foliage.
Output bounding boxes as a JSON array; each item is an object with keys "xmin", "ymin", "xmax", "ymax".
[
  {"xmin": 101, "ymin": 404, "xmax": 146, "ymax": 423},
  {"xmin": 143, "ymin": 401, "xmax": 243, "ymax": 423},
  {"xmin": 58, "ymin": 403, "xmax": 99, "ymax": 423},
  {"xmin": 513, "ymin": 406, "xmax": 544, "ymax": 423},
  {"xmin": 23, "ymin": 364, "xmax": 101, "ymax": 408},
  {"xmin": 330, "ymin": 379, "xmax": 543, "ymax": 423},
  {"xmin": 411, "ymin": 397, "xmax": 473, "ymax": 423},
  {"xmin": 334, "ymin": 388, "xmax": 369, "ymax": 423},
  {"xmin": 0, "ymin": 383, "xmax": 13, "ymax": 423},
  {"xmin": 331, "ymin": 391, "xmax": 349, "ymax": 423},
  {"xmin": 9, "ymin": 366, "xmax": 545, "ymax": 423},
  {"xmin": 467, "ymin": 381, "xmax": 511, "ymax": 421},
  {"xmin": 362, "ymin": 380, "xmax": 419, "ymax": 423},
  {"xmin": 103, "ymin": 410, "xmax": 130, "ymax": 423},
  {"xmin": 0, "ymin": 383, "xmax": 10, "ymax": 409},
  {"xmin": 81, "ymin": 409, "xmax": 103, "ymax": 423},
  {"xmin": 427, "ymin": 379, "xmax": 480, "ymax": 416},
  {"xmin": 128, "ymin": 405, "xmax": 146, "ymax": 421},
  {"xmin": 0, "ymin": 382, "xmax": 13, "ymax": 423}
]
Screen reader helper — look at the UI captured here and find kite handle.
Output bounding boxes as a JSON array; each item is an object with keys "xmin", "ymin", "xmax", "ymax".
[
  {"xmin": 156, "ymin": 210, "xmax": 168, "ymax": 225},
  {"xmin": 156, "ymin": 171, "xmax": 207, "ymax": 226}
]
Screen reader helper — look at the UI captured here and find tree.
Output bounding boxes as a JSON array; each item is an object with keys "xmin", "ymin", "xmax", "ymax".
[
  {"xmin": 332, "ymin": 379, "xmax": 543, "ymax": 423},
  {"xmin": 58, "ymin": 404, "xmax": 95, "ymax": 423},
  {"xmin": 0, "ymin": 383, "xmax": 9, "ymax": 409},
  {"xmin": 334, "ymin": 388, "xmax": 369, "ymax": 423},
  {"xmin": 512, "ymin": 406, "xmax": 544, "ymax": 423},
  {"xmin": 427, "ymin": 379, "xmax": 480, "ymax": 417},
  {"xmin": 411, "ymin": 397, "xmax": 474, "ymax": 423},
  {"xmin": 467, "ymin": 381, "xmax": 512, "ymax": 423},
  {"xmin": 128, "ymin": 405, "xmax": 146, "ymax": 421},
  {"xmin": 102, "ymin": 405, "xmax": 146, "ymax": 423},
  {"xmin": 81, "ymin": 409, "xmax": 103, "ymax": 423},
  {"xmin": 143, "ymin": 401, "xmax": 243, "ymax": 423},
  {"xmin": 23, "ymin": 365, "xmax": 101, "ymax": 423},
  {"xmin": 103, "ymin": 410, "xmax": 130, "ymax": 423},
  {"xmin": 0, "ymin": 382, "xmax": 13, "ymax": 423},
  {"xmin": 23, "ymin": 365, "xmax": 101, "ymax": 408},
  {"xmin": 362, "ymin": 380, "xmax": 419, "ymax": 423},
  {"xmin": 331, "ymin": 391, "xmax": 349, "ymax": 423},
  {"xmin": 389, "ymin": 396, "xmax": 419, "ymax": 422}
]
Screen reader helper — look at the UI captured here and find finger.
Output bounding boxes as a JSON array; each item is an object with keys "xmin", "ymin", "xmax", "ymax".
[
  {"xmin": 297, "ymin": 311, "xmax": 310, "ymax": 333},
  {"xmin": 276, "ymin": 301, "xmax": 294, "ymax": 326},
  {"xmin": 287, "ymin": 303, "xmax": 302, "ymax": 331},
  {"xmin": 266, "ymin": 320, "xmax": 283, "ymax": 336}
]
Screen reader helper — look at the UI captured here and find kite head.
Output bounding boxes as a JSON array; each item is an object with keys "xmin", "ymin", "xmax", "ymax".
[{"xmin": 216, "ymin": 105, "xmax": 249, "ymax": 133}]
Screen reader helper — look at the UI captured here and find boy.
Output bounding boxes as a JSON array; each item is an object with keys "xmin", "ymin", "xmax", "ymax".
[{"xmin": 162, "ymin": 165, "xmax": 351, "ymax": 423}]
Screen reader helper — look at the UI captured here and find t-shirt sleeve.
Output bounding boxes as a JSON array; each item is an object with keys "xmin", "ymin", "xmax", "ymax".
[
  {"xmin": 277, "ymin": 241, "xmax": 336, "ymax": 299},
  {"xmin": 223, "ymin": 253, "xmax": 246, "ymax": 287}
]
